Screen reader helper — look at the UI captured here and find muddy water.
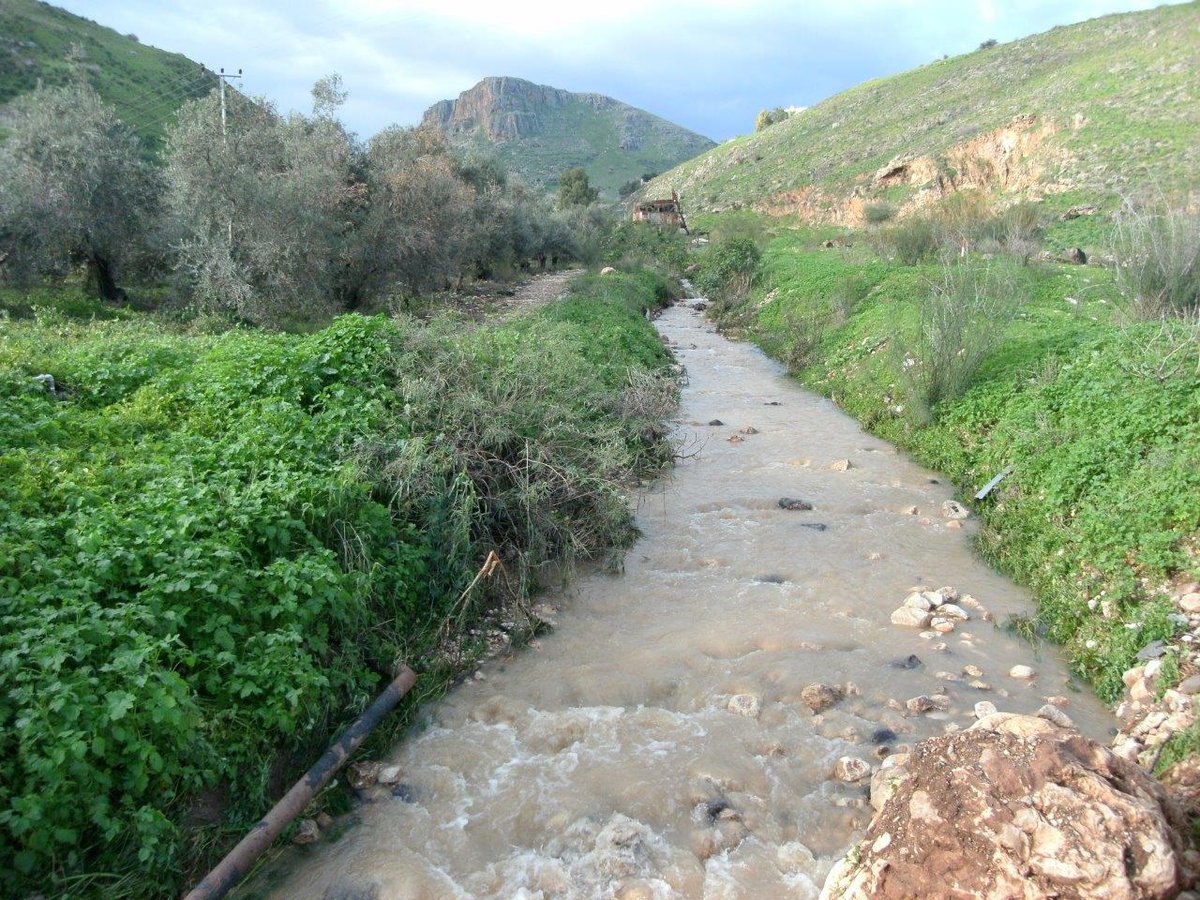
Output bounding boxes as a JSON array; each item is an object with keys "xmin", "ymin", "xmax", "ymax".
[{"xmin": 271, "ymin": 303, "xmax": 1114, "ymax": 899}]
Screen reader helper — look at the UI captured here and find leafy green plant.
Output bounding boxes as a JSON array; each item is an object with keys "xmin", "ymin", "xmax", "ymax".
[{"xmin": 0, "ymin": 270, "xmax": 676, "ymax": 896}]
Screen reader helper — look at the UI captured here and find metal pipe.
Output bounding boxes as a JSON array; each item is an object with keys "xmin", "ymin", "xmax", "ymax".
[{"xmin": 183, "ymin": 665, "xmax": 418, "ymax": 900}]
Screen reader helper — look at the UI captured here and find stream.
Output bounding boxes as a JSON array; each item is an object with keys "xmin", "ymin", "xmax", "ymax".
[{"xmin": 268, "ymin": 300, "xmax": 1114, "ymax": 899}]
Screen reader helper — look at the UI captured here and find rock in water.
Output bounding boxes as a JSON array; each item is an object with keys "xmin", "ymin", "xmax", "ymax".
[
  {"xmin": 833, "ymin": 756, "xmax": 872, "ymax": 783},
  {"xmin": 727, "ymin": 694, "xmax": 761, "ymax": 718},
  {"xmin": 779, "ymin": 497, "xmax": 813, "ymax": 511},
  {"xmin": 819, "ymin": 713, "xmax": 1185, "ymax": 899},
  {"xmin": 801, "ymin": 682, "xmax": 845, "ymax": 713}
]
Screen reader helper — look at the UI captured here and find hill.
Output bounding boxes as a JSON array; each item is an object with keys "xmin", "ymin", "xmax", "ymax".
[
  {"xmin": 0, "ymin": 0, "xmax": 218, "ymax": 152},
  {"xmin": 642, "ymin": 2, "xmax": 1200, "ymax": 225},
  {"xmin": 421, "ymin": 76, "xmax": 716, "ymax": 198}
]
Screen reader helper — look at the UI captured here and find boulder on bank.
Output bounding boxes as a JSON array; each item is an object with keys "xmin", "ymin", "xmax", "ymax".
[{"xmin": 820, "ymin": 713, "xmax": 1186, "ymax": 899}]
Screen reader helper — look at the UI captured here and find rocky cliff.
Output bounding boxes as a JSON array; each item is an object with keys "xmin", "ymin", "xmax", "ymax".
[{"xmin": 421, "ymin": 77, "xmax": 715, "ymax": 197}]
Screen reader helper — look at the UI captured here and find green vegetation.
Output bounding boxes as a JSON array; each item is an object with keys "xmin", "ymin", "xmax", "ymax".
[
  {"xmin": 558, "ymin": 166, "xmax": 600, "ymax": 209},
  {"xmin": 699, "ymin": 220, "xmax": 1199, "ymax": 702},
  {"xmin": 646, "ymin": 3, "xmax": 1200, "ymax": 218},
  {"xmin": 0, "ymin": 269, "xmax": 677, "ymax": 897},
  {"xmin": 0, "ymin": 0, "xmax": 217, "ymax": 154}
]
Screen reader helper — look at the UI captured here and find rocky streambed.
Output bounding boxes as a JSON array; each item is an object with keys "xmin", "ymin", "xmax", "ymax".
[{"xmin": 261, "ymin": 299, "xmax": 1189, "ymax": 899}]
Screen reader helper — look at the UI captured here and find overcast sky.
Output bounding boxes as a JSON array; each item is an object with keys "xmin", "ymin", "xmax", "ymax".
[{"xmin": 58, "ymin": 0, "xmax": 1180, "ymax": 142}]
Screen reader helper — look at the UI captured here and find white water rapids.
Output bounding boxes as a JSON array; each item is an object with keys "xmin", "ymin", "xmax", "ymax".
[{"xmin": 265, "ymin": 300, "xmax": 1113, "ymax": 899}]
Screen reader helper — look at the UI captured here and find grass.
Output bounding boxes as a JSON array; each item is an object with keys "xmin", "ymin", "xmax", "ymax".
[
  {"xmin": 0, "ymin": 0, "xmax": 218, "ymax": 156},
  {"xmin": 644, "ymin": 3, "xmax": 1200, "ymax": 219},
  {"xmin": 702, "ymin": 223, "xmax": 1200, "ymax": 702},
  {"xmin": 0, "ymin": 268, "xmax": 677, "ymax": 897}
]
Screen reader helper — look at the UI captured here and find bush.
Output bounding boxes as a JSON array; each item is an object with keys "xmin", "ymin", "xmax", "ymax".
[
  {"xmin": 1112, "ymin": 192, "xmax": 1200, "ymax": 318},
  {"xmin": 864, "ymin": 202, "xmax": 897, "ymax": 225},
  {"xmin": 693, "ymin": 236, "xmax": 762, "ymax": 306},
  {"xmin": 881, "ymin": 217, "xmax": 941, "ymax": 265},
  {"xmin": 898, "ymin": 259, "xmax": 1022, "ymax": 420}
]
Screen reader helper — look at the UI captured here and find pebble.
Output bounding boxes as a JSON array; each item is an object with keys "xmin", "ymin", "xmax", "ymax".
[
  {"xmin": 891, "ymin": 607, "xmax": 933, "ymax": 628},
  {"xmin": 292, "ymin": 819, "xmax": 320, "ymax": 844},
  {"xmin": 871, "ymin": 727, "xmax": 898, "ymax": 744},
  {"xmin": 974, "ymin": 701, "xmax": 998, "ymax": 718},
  {"xmin": 708, "ymin": 419, "xmax": 724, "ymax": 426},
  {"xmin": 890, "ymin": 654, "xmax": 924, "ymax": 670},
  {"xmin": 1180, "ymin": 592, "xmax": 1200, "ymax": 614},
  {"xmin": 906, "ymin": 695, "xmax": 950, "ymax": 714},
  {"xmin": 828, "ymin": 458, "xmax": 853, "ymax": 471},
  {"xmin": 931, "ymin": 618, "xmax": 956, "ymax": 634},
  {"xmin": 801, "ymin": 682, "xmax": 845, "ymax": 712},
  {"xmin": 970, "ymin": 680, "xmax": 992, "ymax": 691},
  {"xmin": 937, "ymin": 604, "xmax": 970, "ymax": 621},
  {"xmin": 377, "ymin": 765, "xmax": 403, "ymax": 785},
  {"xmin": 963, "ymin": 665, "xmax": 984, "ymax": 678},
  {"xmin": 778, "ymin": 497, "xmax": 813, "ymax": 511},
  {"xmin": 1009, "ymin": 665, "xmax": 1037, "ymax": 680},
  {"xmin": 316, "ymin": 811, "xmax": 334, "ymax": 829},
  {"xmin": 727, "ymin": 694, "xmax": 761, "ymax": 718},
  {"xmin": 1178, "ymin": 674, "xmax": 1200, "ymax": 695},
  {"xmin": 1037, "ymin": 704, "xmax": 1075, "ymax": 729},
  {"xmin": 833, "ymin": 756, "xmax": 872, "ymax": 783},
  {"xmin": 903, "ymin": 592, "xmax": 935, "ymax": 611},
  {"xmin": 902, "ymin": 505, "xmax": 919, "ymax": 516},
  {"xmin": 941, "ymin": 500, "xmax": 970, "ymax": 520},
  {"xmin": 727, "ymin": 434, "xmax": 745, "ymax": 444},
  {"xmin": 741, "ymin": 426, "xmax": 759, "ymax": 435}
]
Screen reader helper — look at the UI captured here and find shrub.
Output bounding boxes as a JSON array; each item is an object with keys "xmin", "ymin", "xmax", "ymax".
[
  {"xmin": 694, "ymin": 236, "xmax": 762, "ymax": 306},
  {"xmin": 898, "ymin": 259, "xmax": 1022, "ymax": 420},
  {"xmin": 1111, "ymin": 192, "xmax": 1200, "ymax": 318},
  {"xmin": 882, "ymin": 217, "xmax": 940, "ymax": 265},
  {"xmin": 979, "ymin": 38, "xmax": 998, "ymax": 50},
  {"xmin": 864, "ymin": 202, "xmax": 897, "ymax": 225}
]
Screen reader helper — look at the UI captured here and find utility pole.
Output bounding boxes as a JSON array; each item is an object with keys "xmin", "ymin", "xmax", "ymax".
[
  {"xmin": 217, "ymin": 67, "xmax": 242, "ymax": 148},
  {"xmin": 217, "ymin": 68, "xmax": 242, "ymax": 246}
]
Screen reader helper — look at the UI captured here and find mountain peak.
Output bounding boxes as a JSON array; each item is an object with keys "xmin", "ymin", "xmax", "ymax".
[{"xmin": 421, "ymin": 76, "xmax": 714, "ymax": 196}]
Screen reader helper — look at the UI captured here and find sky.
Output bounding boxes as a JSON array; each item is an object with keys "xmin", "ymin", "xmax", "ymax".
[{"xmin": 57, "ymin": 0, "xmax": 1181, "ymax": 142}]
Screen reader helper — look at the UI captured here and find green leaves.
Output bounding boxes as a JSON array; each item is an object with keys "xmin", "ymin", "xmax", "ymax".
[{"xmin": 0, "ymin": 272, "xmax": 673, "ymax": 895}]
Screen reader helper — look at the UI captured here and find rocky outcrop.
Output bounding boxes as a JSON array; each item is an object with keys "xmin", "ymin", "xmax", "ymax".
[
  {"xmin": 821, "ymin": 713, "xmax": 1188, "ymax": 899},
  {"xmin": 419, "ymin": 77, "xmax": 715, "ymax": 195},
  {"xmin": 421, "ymin": 77, "xmax": 580, "ymax": 141}
]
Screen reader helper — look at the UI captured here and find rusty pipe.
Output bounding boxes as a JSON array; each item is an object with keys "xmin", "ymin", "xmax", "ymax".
[{"xmin": 183, "ymin": 665, "xmax": 418, "ymax": 900}]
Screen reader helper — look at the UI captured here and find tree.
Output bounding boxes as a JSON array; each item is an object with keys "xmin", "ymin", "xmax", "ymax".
[
  {"xmin": 557, "ymin": 167, "xmax": 599, "ymax": 209},
  {"xmin": 165, "ymin": 81, "xmax": 356, "ymax": 323},
  {"xmin": 0, "ymin": 82, "xmax": 161, "ymax": 300},
  {"xmin": 755, "ymin": 107, "xmax": 789, "ymax": 131}
]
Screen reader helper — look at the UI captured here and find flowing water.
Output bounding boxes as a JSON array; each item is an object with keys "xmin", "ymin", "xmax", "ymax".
[{"xmin": 269, "ymin": 301, "xmax": 1114, "ymax": 899}]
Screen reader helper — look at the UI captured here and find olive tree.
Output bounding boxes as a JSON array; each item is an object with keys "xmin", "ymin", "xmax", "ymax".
[
  {"xmin": 165, "ymin": 77, "xmax": 355, "ymax": 323},
  {"xmin": 0, "ymin": 82, "xmax": 161, "ymax": 300}
]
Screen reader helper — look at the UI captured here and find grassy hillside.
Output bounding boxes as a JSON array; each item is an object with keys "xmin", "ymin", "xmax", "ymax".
[
  {"xmin": 423, "ymin": 77, "xmax": 716, "ymax": 198},
  {"xmin": 646, "ymin": 3, "xmax": 1200, "ymax": 224},
  {"xmin": 0, "ymin": 0, "xmax": 217, "ymax": 152}
]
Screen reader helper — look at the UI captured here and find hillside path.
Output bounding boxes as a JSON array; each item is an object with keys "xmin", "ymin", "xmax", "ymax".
[{"xmin": 498, "ymin": 267, "xmax": 584, "ymax": 313}]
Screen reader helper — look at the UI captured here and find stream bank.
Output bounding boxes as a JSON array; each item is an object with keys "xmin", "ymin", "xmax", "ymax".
[{"xmin": 262, "ymin": 299, "xmax": 1124, "ymax": 897}]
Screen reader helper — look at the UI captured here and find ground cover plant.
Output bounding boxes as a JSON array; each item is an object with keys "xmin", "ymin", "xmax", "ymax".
[
  {"xmin": 698, "ymin": 215, "xmax": 1200, "ymax": 703},
  {"xmin": 0, "ymin": 269, "xmax": 676, "ymax": 897}
]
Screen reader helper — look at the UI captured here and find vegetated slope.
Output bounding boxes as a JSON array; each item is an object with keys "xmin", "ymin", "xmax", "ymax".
[
  {"xmin": 422, "ymin": 76, "xmax": 716, "ymax": 198},
  {"xmin": 0, "ymin": 270, "xmax": 678, "ymax": 896},
  {"xmin": 0, "ymin": 0, "xmax": 217, "ymax": 151},
  {"xmin": 644, "ymin": 2, "xmax": 1200, "ymax": 223}
]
